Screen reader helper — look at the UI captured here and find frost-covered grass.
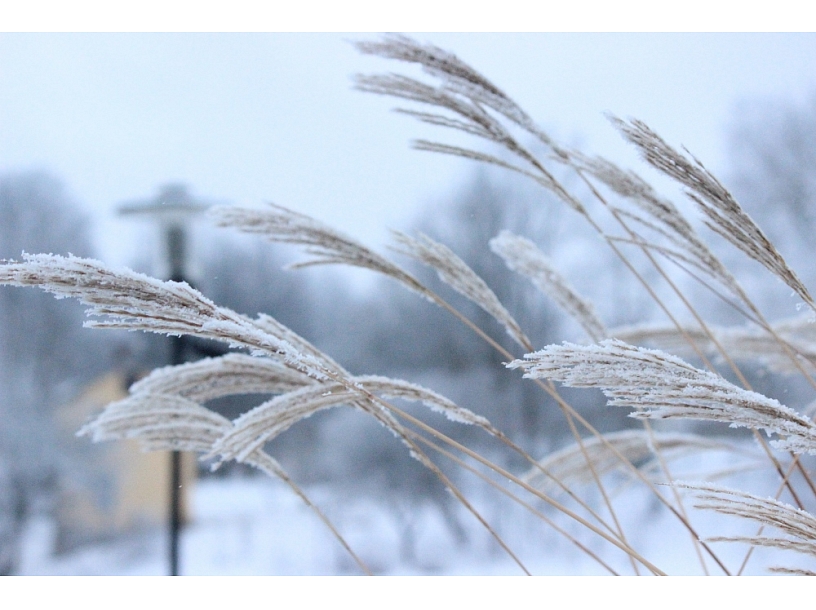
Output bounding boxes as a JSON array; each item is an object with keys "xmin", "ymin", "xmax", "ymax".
[{"xmin": 5, "ymin": 34, "xmax": 816, "ymax": 575}]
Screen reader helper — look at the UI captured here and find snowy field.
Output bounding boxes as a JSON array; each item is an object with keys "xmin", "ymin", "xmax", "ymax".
[
  {"xmin": 20, "ymin": 474, "xmax": 579, "ymax": 576},
  {"xmin": 16, "ymin": 447, "xmax": 814, "ymax": 576}
]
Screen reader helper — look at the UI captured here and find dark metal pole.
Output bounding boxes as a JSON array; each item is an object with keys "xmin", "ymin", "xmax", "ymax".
[
  {"xmin": 118, "ymin": 185, "xmax": 207, "ymax": 577},
  {"xmin": 168, "ymin": 224, "xmax": 186, "ymax": 577},
  {"xmin": 169, "ymin": 442, "xmax": 182, "ymax": 576},
  {"xmin": 169, "ymin": 337, "xmax": 183, "ymax": 576}
]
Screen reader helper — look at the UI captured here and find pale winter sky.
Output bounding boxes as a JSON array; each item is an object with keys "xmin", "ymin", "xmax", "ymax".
[{"xmin": 2, "ymin": 32, "xmax": 816, "ymax": 273}]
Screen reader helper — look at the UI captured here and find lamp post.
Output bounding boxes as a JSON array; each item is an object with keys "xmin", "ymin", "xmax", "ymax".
[{"xmin": 118, "ymin": 184, "xmax": 208, "ymax": 576}]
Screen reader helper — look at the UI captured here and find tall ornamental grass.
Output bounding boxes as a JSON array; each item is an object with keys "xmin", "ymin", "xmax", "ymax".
[{"xmin": 3, "ymin": 35, "xmax": 816, "ymax": 575}]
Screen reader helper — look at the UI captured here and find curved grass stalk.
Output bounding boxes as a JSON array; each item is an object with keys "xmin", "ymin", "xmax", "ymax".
[
  {"xmin": 237, "ymin": 451, "xmax": 373, "ymax": 575},
  {"xmin": 390, "ymin": 230, "xmax": 531, "ymax": 349},
  {"xmin": 373, "ymin": 410, "xmax": 532, "ymax": 575},
  {"xmin": 490, "ymin": 230, "xmax": 608, "ymax": 343},
  {"xmin": 405, "ymin": 428, "xmax": 621, "ymax": 575},
  {"xmin": 374, "ymin": 396, "xmax": 665, "ymax": 575},
  {"xmin": 523, "ymin": 430, "xmax": 743, "ymax": 495}
]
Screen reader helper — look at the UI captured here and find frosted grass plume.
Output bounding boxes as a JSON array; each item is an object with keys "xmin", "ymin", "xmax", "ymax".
[
  {"xmin": 391, "ymin": 230, "xmax": 530, "ymax": 349},
  {"xmin": 128, "ymin": 353, "xmax": 317, "ymax": 403},
  {"xmin": 490, "ymin": 230, "xmax": 607, "ymax": 343},
  {"xmin": 509, "ymin": 339, "xmax": 816, "ymax": 454},
  {"xmin": 574, "ymin": 152, "xmax": 741, "ymax": 299},
  {"xmin": 210, "ymin": 202, "xmax": 431, "ymax": 300},
  {"xmin": 613, "ymin": 117, "xmax": 816, "ymax": 312},
  {"xmin": 354, "ymin": 35, "xmax": 584, "ymax": 214},
  {"xmin": 0, "ymin": 253, "xmax": 346, "ymax": 382},
  {"xmin": 678, "ymin": 482, "xmax": 816, "ymax": 564}
]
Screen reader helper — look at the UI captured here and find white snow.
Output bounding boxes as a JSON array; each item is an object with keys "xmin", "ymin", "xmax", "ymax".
[{"xmin": 16, "ymin": 446, "xmax": 815, "ymax": 576}]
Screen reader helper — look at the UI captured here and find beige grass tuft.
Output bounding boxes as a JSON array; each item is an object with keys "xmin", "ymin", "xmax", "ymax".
[{"xmin": 490, "ymin": 230, "xmax": 607, "ymax": 342}]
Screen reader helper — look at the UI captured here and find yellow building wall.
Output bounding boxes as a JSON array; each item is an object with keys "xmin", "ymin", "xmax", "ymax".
[{"xmin": 56, "ymin": 372, "xmax": 197, "ymax": 544}]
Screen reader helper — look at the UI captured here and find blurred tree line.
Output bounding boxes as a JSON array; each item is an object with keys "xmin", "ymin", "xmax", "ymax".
[
  {"xmin": 0, "ymin": 165, "xmax": 621, "ymax": 570},
  {"xmin": 0, "ymin": 173, "xmax": 116, "ymax": 573},
  {"xmin": 3, "ymin": 90, "xmax": 815, "ymax": 571}
]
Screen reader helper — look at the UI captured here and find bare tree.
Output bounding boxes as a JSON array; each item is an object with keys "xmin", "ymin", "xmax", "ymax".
[
  {"xmin": 0, "ymin": 171, "xmax": 110, "ymax": 573},
  {"xmin": 727, "ymin": 94, "xmax": 816, "ymax": 289},
  {"xmin": 356, "ymin": 168, "xmax": 635, "ymax": 444},
  {"xmin": 717, "ymin": 93, "xmax": 816, "ymax": 422}
]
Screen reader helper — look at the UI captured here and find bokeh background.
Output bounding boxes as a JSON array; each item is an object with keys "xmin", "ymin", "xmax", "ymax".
[{"xmin": 2, "ymin": 32, "xmax": 816, "ymax": 574}]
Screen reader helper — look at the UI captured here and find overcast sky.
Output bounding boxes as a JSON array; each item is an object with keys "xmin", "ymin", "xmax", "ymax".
[{"xmin": 2, "ymin": 33, "xmax": 816, "ymax": 271}]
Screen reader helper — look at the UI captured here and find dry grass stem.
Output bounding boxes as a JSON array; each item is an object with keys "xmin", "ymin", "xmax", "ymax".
[
  {"xmin": 408, "ymin": 429, "xmax": 621, "ymax": 575},
  {"xmin": 524, "ymin": 431, "xmax": 746, "ymax": 495}
]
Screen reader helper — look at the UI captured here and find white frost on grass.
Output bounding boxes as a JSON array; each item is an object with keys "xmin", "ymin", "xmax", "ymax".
[
  {"xmin": 212, "ymin": 375, "xmax": 491, "ymax": 463},
  {"xmin": 509, "ymin": 339, "xmax": 816, "ymax": 454},
  {"xmin": 129, "ymin": 354, "xmax": 316, "ymax": 403},
  {"xmin": 0, "ymin": 253, "xmax": 334, "ymax": 381}
]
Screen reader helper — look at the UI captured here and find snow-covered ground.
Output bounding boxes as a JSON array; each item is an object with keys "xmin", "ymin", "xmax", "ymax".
[
  {"xmin": 20, "ymin": 474, "xmax": 560, "ymax": 576},
  {"xmin": 16, "ymin": 450, "xmax": 816, "ymax": 576}
]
